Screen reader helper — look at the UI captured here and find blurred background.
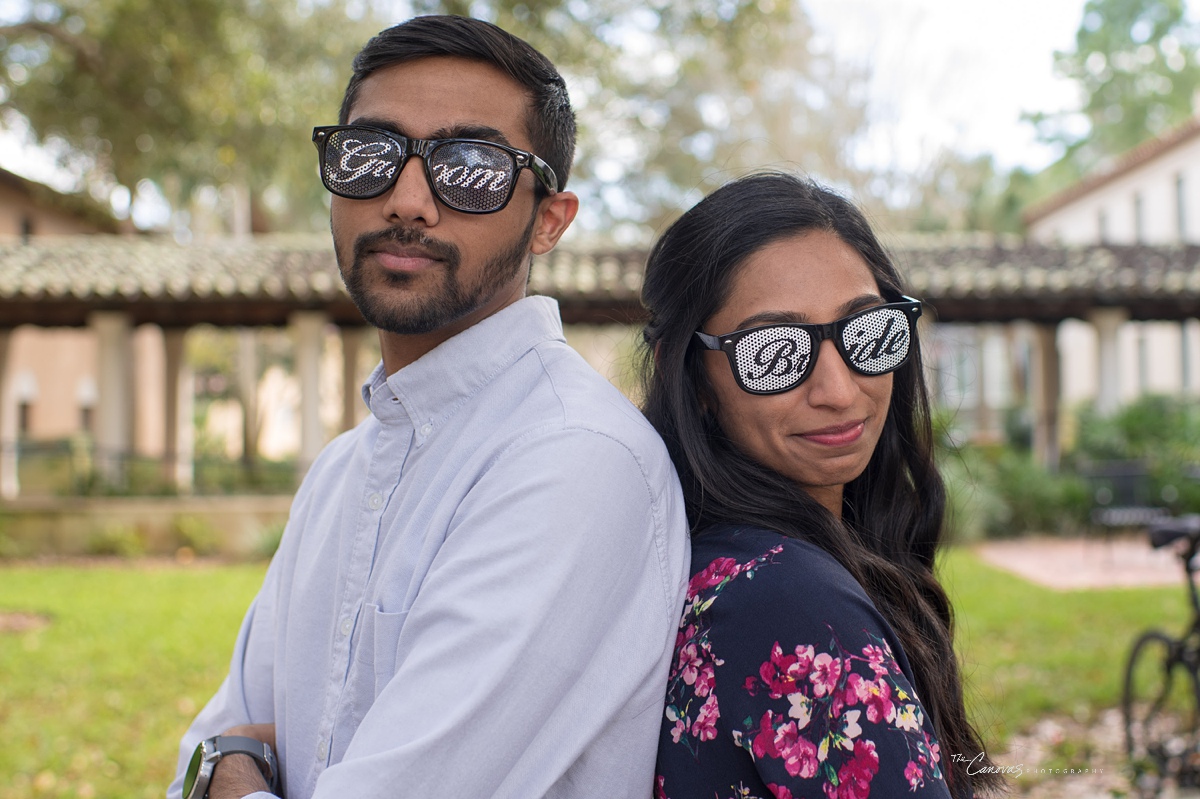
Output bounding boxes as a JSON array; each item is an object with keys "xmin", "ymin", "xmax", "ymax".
[{"xmin": 2, "ymin": 0, "xmax": 1200, "ymax": 797}]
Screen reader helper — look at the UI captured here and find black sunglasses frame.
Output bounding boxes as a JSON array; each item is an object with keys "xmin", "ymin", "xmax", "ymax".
[
  {"xmin": 694, "ymin": 296, "xmax": 923, "ymax": 395},
  {"xmin": 312, "ymin": 124, "xmax": 559, "ymax": 214}
]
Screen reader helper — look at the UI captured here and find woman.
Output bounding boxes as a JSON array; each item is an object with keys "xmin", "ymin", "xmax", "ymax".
[{"xmin": 642, "ymin": 173, "xmax": 1000, "ymax": 799}]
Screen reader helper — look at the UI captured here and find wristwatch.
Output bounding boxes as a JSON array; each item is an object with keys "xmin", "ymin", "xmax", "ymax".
[{"xmin": 182, "ymin": 735, "xmax": 280, "ymax": 799}]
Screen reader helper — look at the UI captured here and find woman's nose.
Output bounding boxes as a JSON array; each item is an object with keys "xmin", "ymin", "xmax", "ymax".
[{"xmin": 804, "ymin": 339, "xmax": 857, "ymax": 409}]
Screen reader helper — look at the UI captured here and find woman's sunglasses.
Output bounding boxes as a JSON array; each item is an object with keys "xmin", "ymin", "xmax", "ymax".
[
  {"xmin": 312, "ymin": 124, "xmax": 559, "ymax": 214},
  {"xmin": 695, "ymin": 297, "xmax": 923, "ymax": 395}
]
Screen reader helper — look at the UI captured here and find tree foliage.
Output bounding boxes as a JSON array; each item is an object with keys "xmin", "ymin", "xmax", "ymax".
[
  {"xmin": 1, "ymin": 0, "xmax": 870, "ymax": 238},
  {"xmin": 421, "ymin": 0, "xmax": 869, "ymax": 236},
  {"xmin": 1033, "ymin": 0, "xmax": 1200, "ymax": 168},
  {"xmin": 0, "ymin": 0, "xmax": 378, "ymax": 231},
  {"xmin": 882, "ymin": 152, "xmax": 1034, "ymax": 235}
]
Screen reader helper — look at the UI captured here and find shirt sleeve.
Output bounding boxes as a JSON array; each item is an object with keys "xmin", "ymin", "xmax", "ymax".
[
  {"xmin": 657, "ymin": 535, "xmax": 951, "ymax": 799},
  {"xmin": 166, "ymin": 541, "xmax": 285, "ymax": 799},
  {"xmin": 309, "ymin": 427, "xmax": 685, "ymax": 798}
]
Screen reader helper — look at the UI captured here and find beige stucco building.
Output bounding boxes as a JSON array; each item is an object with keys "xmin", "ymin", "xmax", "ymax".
[{"xmin": 1026, "ymin": 116, "xmax": 1200, "ymax": 413}]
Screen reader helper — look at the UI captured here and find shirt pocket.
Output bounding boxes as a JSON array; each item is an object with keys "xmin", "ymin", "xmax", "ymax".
[{"xmin": 352, "ymin": 604, "xmax": 409, "ymax": 702}]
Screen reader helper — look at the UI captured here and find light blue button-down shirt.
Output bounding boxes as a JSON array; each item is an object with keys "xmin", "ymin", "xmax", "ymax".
[{"xmin": 169, "ymin": 296, "xmax": 691, "ymax": 799}]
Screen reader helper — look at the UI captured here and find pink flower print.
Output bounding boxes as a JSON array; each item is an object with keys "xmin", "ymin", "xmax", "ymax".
[
  {"xmin": 773, "ymin": 721, "xmax": 819, "ymax": 778},
  {"xmin": 656, "ymin": 774, "xmax": 667, "ymax": 799},
  {"xmin": 861, "ymin": 644, "xmax": 889, "ymax": 678},
  {"xmin": 692, "ymin": 693, "xmax": 720, "ymax": 742},
  {"xmin": 751, "ymin": 710, "xmax": 782, "ymax": 759},
  {"xmin": 689, "ymin": 556, "xmax": 741, "ymax": 592},
  {"xmin": 860, "ymin": 677, "xmax": 895, "ymax": 725},
  {"xmin": 791, "ymin": 644, "xmax": 815, "ymax": 679},
  {"xmin": 905, "ymin": 760, "xmax": 924, "ymax": 790},
  {"xmin": 670, "ymin": 716, "xmax": 687, "ymax": 744},
  {"xmin": 927, "ymin": 736, "xmax": 941, "ymax": 766},
  {"xmin": 842, "ymin": 672, "xmax": 866, "ymax": 711},
  {"xmin": 760, "ymin": 642, "xmax": 801, "ymax": 698},
  {"xmin": 810, "ymin": 652, "xmax": 843, "ymax": 697},
  {"xmin": 831, "ymin": 740, "xmax": 879, "ymax": 799},
  {"xmin": 769, "ymin": 785, "xmax": 794, "ymax": 799},
  {"xmin": 694, "ymin": 661, "xmax": 716, "ymax": 697},
  {"xmin": 678, "ymin": 642, "xmax": 703, "ymax": 686}
]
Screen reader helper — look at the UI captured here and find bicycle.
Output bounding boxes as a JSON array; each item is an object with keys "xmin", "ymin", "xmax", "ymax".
[{"xmin": 1123, "ymin": 514, "xmax": 1200, "ymax": 797}]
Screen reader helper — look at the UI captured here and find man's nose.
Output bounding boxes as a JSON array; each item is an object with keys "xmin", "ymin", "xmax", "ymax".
[{"xmin": 379, "ymin": 157, "xmax": 440, "ymax": 226}]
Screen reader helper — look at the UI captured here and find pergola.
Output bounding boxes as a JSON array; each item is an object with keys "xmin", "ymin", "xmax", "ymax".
[{"xmin": 2, "ymin": 234, "xmax": 1199, "ymax": 496}]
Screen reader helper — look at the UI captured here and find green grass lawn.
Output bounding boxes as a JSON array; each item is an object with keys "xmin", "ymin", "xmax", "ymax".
[
  {"xmin": 940, "ymin": 547, "xmax": 1190, "ymax": 749},
  {"xmin": 0, "ymin": 548, "xmax": 1191, "ymax": 797},
  {"xmin": 0, "ymin": 561, "xmax": 266, "ymax": 799}
]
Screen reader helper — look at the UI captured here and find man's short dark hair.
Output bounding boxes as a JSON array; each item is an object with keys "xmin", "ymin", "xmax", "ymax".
[{"xmin": 339, "ymin": 15, "xmax": 576, "ymax": 192}]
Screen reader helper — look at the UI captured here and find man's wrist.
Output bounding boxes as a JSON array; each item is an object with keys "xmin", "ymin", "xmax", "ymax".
[{"xmin": 207, "ymin": 753, "xmax": 272, "ymax": 799}]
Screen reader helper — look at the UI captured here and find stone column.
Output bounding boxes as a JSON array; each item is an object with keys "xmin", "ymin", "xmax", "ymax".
[
  {"xmin": 290, "ymin": 311, "xmax": 329, "ymax": 476},
  {"xmin": 237, "ymin": 328, "xmax": 259, "ymax": 465},
  {"xmin": 89, "ymin": 311, "xmax": 134, "ymax": 486},
  {"xmin": 1183, "ymin": 319, "xmax": 1195, "ymax": 397},
  {"xmin": 163, "ymin": 327, "xmax": 194, "ymax": 493},
  {"xmin": 1088, "ymin": 307, "xmax": 1128, "ymax": 416},
  {"xmin": 1137, "ymin": 323, "xmax": 1149, "ymax": 396},
  {"xmin": 1032, "ymin": 322, "xmax": 1062, "ymax": 471},
  {"xmin": 0, "ymin": 328, "xmax": 16, "ymax": 499},
  {"xmin": 340, "ymin": 327, "xmax": 368, "ymax": 433}
]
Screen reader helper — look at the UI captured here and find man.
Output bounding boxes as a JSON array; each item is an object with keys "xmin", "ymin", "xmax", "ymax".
[{"xmin": 168, "ymin": 15, "xmax": 690, "ymax": 799}]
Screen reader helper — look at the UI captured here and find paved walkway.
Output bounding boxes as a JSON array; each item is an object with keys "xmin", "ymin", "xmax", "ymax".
[{"xmin": 975, "ymin": 535, "xmax": 1184, "ymax": 590}]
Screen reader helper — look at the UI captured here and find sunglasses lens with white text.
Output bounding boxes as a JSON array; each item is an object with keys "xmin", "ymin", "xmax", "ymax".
[
  {"xmin": 726, "ymin": 305, "xmax": 916, "ymax": 395},
  {"xmin": 316, "ymin": 127, "xmax": 518, "ymax": 213}
]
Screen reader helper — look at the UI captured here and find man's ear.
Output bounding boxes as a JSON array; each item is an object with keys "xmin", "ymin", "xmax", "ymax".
[{"xmin": 530, "ymin": 191, "xmax": 579, "ymax": 255}]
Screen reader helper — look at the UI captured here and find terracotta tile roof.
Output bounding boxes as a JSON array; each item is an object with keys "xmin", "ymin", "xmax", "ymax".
[
  {"xmin": 0, "ymin": 167, "xmax": 124, "ymax": 234},
  {"xmin": 1024, "ymin": 116, "xmax": 1200, "ymax": 225},
  {"xmin": 2, "ymin": 234, "xmax": 1199, "ymax": 327}
]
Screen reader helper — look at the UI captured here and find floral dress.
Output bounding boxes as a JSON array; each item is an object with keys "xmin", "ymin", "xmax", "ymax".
[{"xmin": 655, "ymin": 525, "xmax": 951, "ymax": 799}]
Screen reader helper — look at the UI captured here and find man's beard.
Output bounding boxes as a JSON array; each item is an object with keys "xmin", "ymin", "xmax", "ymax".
[{"xmin": 338, "ymin": 215, "xmax": 536, "ymax": 336}]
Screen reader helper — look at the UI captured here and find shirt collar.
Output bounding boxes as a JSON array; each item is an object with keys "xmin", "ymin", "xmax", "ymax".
[{"xmin": 361, "ymin": 295, "xmax": 565, "ymax": 431}]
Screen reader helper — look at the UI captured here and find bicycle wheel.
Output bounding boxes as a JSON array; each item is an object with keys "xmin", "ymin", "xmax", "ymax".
[{"xmin": 1123, "ymin": 630, "xmax": 1200, "ymax": 797}]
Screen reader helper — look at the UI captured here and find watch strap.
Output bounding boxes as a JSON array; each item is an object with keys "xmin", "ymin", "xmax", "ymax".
[{"xmin": 214, "ymin": 735, "xmax": 279, "ymax": 792}]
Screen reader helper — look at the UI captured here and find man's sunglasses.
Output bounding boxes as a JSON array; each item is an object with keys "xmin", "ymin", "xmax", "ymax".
[
  {"xmin": 312, "ymin": 124, "xmax": 559, "ymax": 214},
  {"xmin": 695, "ymin": 298, "xmax": 923, "ymax": 395}
]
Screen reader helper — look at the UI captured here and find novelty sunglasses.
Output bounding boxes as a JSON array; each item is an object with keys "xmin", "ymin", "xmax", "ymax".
[
  {"xmin": 312, "ymin": 124, "xmax": 559, "ymax": 214},
  {"xmin": 695, "ymin": 297, "xmax": 923, "ymax": 395}
]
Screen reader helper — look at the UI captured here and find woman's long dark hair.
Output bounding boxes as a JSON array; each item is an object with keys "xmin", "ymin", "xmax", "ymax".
[{"xmin": 640, "ymin": 173, "xmax": 1001, "ymax": 797}]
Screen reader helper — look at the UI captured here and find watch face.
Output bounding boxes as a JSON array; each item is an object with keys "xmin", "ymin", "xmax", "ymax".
[{"xmin": 183, "ymin": 743, "xmax": 204, "ymax": 797}]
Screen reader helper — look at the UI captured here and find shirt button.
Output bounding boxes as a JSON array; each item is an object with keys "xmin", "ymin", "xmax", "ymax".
[
  {"xmin": 367, "ymin": 492, "xmax": 383, "ymax": 510},
  {"xmin": 419, "ymin": 423, "xmax": 433, "ymax": 436},
  {"xmin": 317, "ymin": 738, "xmax": 328, "ymax": 761},
  {"xmin": 340, "ymin": 617, "xmax": 352, "ymax": 636}
]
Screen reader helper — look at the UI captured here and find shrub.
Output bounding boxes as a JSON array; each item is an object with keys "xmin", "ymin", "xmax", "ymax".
[
  {"xmin": 938, "ymin": 438, "xmax": 1090, "ymax": 540},
  {"xmin": 984, "ymin": 449, "xmax": 1090, "ymax": 537},
  {"xmin": 172, "ymin": 514, "xmax": 219, "ymax": 556},
  {"xmin": 84, "ymin": 523, "xmax": 145, "ymax": 557},
  {"xmin": 253, "ymin": 521, "xmax": 286, "ymax": 560},
  {"xmin": 1071, "ymin": 395, "xmax": 1200, "ymax": 515}
]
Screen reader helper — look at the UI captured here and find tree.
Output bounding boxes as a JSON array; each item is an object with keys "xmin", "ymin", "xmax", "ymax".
[
  {"xmin": 418, "ymin": 0, "xmax": 870, "ymax": 237},
  {"xmin": 2, "ymin": 0, "xmax": 871, "ymax": 239},
  {"xmin": 881, "ymin": 151, "xmax": 1032, "ymax": 235},
  {"xmin": 1031, "ymin": 0, "xmax": 1200, "ymax": 170},
  {"xmin": 0, "ymin": 0, "xmax": 379, "ymax": 232}
]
